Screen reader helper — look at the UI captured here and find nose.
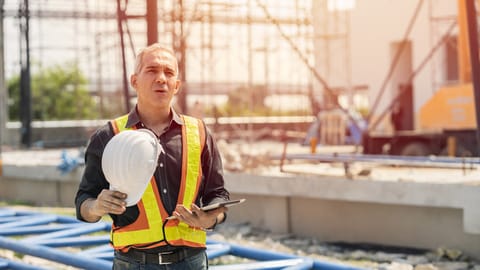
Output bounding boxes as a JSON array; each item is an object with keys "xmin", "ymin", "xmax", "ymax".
[{"xmin": 155, "ymin": 71, "xmax": 166, "ymax": 83}]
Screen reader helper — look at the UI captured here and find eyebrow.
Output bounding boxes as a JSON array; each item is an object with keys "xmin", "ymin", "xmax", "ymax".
[{"xmin": 145, "ymin": 64, "xmax": 175, "ymax": 71}]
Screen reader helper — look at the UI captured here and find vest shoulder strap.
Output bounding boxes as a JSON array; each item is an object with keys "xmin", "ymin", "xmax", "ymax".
[{"xmin": 111, "ymin": 114, "xmax": 130, "ymax": 134}]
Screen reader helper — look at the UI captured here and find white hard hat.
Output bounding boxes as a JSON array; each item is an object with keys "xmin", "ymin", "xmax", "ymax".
[{"xmin": 102, "ymin": 129, "xmax": 162, "ymax": 206}]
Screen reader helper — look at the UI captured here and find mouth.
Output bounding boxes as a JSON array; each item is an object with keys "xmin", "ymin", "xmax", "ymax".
[
  {"xmin": 153, "ymin": 85, "xmax": 168, "ymax": 93},
  {"xmin": 153, "ymin": 87, "xmax": 168, "ymax": 93}
]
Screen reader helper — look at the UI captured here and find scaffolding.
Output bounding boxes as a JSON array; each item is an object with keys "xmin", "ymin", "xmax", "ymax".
[
  {"xmin": 1, "ymin": 0, "xmax": 356, "ymax": 114},
  {"xmin": 0, "ymin": 0, "xmax": 364, "ymax": 148}
]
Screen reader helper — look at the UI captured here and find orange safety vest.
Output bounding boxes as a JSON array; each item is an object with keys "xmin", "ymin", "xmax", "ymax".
[{"xmin": 109, "ymin": 114, "xmax": 207, "ymax": 251}]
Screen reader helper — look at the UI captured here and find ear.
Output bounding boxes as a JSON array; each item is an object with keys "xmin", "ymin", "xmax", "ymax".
[
  {"xmin": 173, "ymin": 79, "xmax": 181, "ymax": 95},
  {"xmin": 130, "ymin": 74, "xmax": 137, "ymax": 89}
]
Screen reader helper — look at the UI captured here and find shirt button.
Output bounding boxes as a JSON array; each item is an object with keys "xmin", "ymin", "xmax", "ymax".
[
  {"xmin": 163, "ymin": 189, "xmax": 167, "ymax": 194},
  {"xmin": 159, "ymin": 163, "xmax": 164, "ymax": 167}
]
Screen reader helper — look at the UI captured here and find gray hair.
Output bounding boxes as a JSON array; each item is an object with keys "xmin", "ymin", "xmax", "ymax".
[{"xmin": 133, "ymin": 43, "xmax": 179, "ymax": 75}]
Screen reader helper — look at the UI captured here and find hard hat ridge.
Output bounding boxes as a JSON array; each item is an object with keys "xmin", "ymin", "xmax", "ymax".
[{"xmin": 102, "ymin": 129, "xmax": 161, "ymax": 206}]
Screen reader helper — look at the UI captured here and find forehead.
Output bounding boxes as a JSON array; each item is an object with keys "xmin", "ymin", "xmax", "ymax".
[{"xmin": 142, "ymin": 50, "xmax": 177, "ymax": 69}]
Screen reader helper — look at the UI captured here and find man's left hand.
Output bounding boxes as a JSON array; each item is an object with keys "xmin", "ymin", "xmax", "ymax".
[{"xmin": 172, "ymin": 204, "xmax": 226, "ymax": 229}]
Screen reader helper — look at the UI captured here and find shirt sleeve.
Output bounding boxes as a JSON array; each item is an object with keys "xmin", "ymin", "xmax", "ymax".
[
  {"xmin": 74, "ymin": 123, "xmax": 113, "ymax": 222},
  {"xmin": 199, "ymin": 124, "xmax": 230, "ymax": 208}
]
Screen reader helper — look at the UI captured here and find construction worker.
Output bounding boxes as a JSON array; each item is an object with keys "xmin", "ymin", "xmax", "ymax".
[{"xmin": 75, "ymin": 43, "xmax": 230, "ymax": 269}]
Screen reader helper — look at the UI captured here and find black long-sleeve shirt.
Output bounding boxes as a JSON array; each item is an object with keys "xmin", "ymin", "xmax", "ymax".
[{"xmin": 75, "ymin": 107, "xmax": 229, "ymax": 227}]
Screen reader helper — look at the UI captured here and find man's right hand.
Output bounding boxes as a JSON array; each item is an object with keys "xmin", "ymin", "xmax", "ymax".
[{"xmin": 80, "ymin": 189, "xmax": 127, "ymax": 222}]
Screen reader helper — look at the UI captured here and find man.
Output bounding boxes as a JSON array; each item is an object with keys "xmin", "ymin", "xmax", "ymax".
[{"xmin": 75, "ymin": 43, "xmax": 230, "ymax": 269}]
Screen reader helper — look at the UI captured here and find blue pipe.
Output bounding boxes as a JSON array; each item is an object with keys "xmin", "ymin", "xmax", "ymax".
[
  {"xmin": 56, "ymin": 215, "xmax": 94, "ymax": 224},
  {"xmin": 206, "ymin": 243, "xmax": 232, "ymax": 259},
  {"xmin": 210, "ymin": 258, "xmax": 311, "ymax": 270},
  {"xmin": 0, "ymin": 215, "xmax": 58, "ymax": 229},
  {"xmin": 23, "ymin": 222, "xmax": 109, "ymax": 242},
  {"xmin": 0, "ymin": 224, "xmax": 83, "ymax": 236},
  {"xmin": 28, "ymin": 235, "xmax": 110, "ymax": 247},
  {"xmin": 284, "ymin": 259, "xmax": 314, "ymax": 270},
  {"xmin": 0, "ymin": 209, "xmax": 16, "ymax": 217},
  {"xmin": 4, "ymin": 210, "xmax": 78, "ymax": 223},
  {"xmin": 79, "ymin": 244, "xmax": 113, "ymax": 255},
  {"xmin": 94, "ymin": 251, "xmax": 115, "ymax": 260},
  {"xmin": 0, "ymin": 236, "xmax": 112, "ymax": 270},
  {"xmin": 0, "ymin": 258, "xmax": 48, "ymax": 270},
  {"xmin": 208, "ymin": 240, "xmax": 366, "ymax": 270},
  {"xmin": 0, "ymin": 208, "xmax": 365, "ymax": 270},
  {"xmin": 0, "ymin": 216, "xmax": 34, "ymax": 223}
]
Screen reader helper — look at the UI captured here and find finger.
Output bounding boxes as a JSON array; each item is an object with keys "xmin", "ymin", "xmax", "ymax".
[
  {"xmin": 172, "ymin": 211, "xmax": 184, "ymax": 222},
  {"xmin": 101, "ymin": 198, "xmax": 126, "ymax": 214},
  {"xmin": 111, "ymin": 191, "xmax": 127, "ymax": 200},
  {"xmin": 172, "ymin": 206, "xmax": 185, "ymax": 221},
  {"xmin": 109, "ymin": 207, "xmax": 125, "ymax": 215},
  {"xmin": 214, "ymin": 206, "xmax": 228, "ymax": 215},
  {"xmin": 179, "ymin": 210, "xmax": 197, "ymax": 225},
  {"xmin": 103, "ymin": 191, "xmax": 127, "ymax": 208},
  {"xmin": 109, "ymin": 207, "xmax": 126, "ymax": 215},
  {"xmin": 109, "ymin": 197, "xmax": 127, "ymax": 208},
  {"xmin": 175, "ymin": 206, "xmax": 200, "ymax": 226},
  {"xmin": 175, "ymin": 205, "xmax": 193, "ymax": 216},
  {"xmin": 204, "ymin": 206, "xmax": 227, "ymax": 217},
  {"xmin": 190, "ymin": 204, "xmax": 203, "ymax": 217},
  {"xmin": 166, "ymin": 215, "xmax": 177, "ymax": 220}
]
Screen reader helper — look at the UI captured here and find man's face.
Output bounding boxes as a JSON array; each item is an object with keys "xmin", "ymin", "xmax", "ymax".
[{"xmin": 131, "ymin": 50, "xmax": 180, "ymax": 109}]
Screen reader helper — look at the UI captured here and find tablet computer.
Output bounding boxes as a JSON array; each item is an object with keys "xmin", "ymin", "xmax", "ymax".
[{"xmin": 201, "ymin": 198, "xmax": 246, "ymax": 212}]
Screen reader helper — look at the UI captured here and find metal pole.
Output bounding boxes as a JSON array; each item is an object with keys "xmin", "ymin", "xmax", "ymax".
[
  {"xmin": 0, "ymin": 0, "xmax": 6, "ymax": 154},
  {"xmin": 146, "ymin": 0, "xmax": 158, "ymax": 45},
  {"xmin": 247, "ymin": 0, "xmax": 253, "ymax": 144},
  {"xmin": 116, "ymin": 0, "xmax": 130, "ymax": 113},
  {"xmin": 465, "ymin": 0, "xmax": 480, "ymax": 156},
  {"xmin": 174, "ymin": 0, "xmax": 187, "ymax": 113},
  {"xmin": 19, "ymin": 0, "xmax": 31, "ymax": 148}
]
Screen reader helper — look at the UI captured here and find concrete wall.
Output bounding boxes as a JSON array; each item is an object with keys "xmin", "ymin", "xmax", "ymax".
[
  {"xmin": 4, "ymin": 125, "xmax": 95, "ymax": 148},
  {"xmin": 226, "ymin": 194, "xmax": 480, "ymax": 257},
  {"xmin": 0, "ymin": 175, "xmax": 78, "ymax": 206},
  {"xmin": 224, "ymin": 173, "xmax": 480, "ymax": 260},
  {"xmin": 226, "ymin": 193, "xmax": 480, "ymax": 260},
  {"xmin": 0, "ymin": 164, "xmax": 82, "ymax": 206}
]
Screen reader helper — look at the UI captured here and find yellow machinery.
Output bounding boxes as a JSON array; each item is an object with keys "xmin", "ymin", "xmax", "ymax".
[
  {"xmin": 419, "ymin": 0, "xmax": 478, "ymax": 131},
  {"xmin": 419, "ymin": 83, "xmax": 476, "ymax": 130},
  {"xmin": 363, "ymin": 0, "xmax": 480, "ymax": 156}
]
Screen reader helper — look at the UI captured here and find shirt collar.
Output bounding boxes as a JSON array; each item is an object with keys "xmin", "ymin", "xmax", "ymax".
[{"xmin": 124, "ymin": 105, "xmax": 184, "ymax": 129}]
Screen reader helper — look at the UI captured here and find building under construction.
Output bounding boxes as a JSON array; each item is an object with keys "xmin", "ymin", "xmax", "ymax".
[
  {"xmin": 2, "ymin": 0, "xmax": 321, "ymax": 116},
  {"xmin": 1, "ymin": 0, "xmax": 480, "ymax": 266},
  {"xmin": 2, "ymin": 0, "xmax": 480, "ymax": 157}
]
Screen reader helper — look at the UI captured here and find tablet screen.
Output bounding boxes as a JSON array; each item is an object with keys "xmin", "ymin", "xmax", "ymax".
[{"xmin": 201, "ymin": 198, "xmax": 246, "ymax": 211}]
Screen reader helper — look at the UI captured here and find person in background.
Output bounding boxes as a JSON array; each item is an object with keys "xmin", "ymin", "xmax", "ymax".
[{"xmin": 75, "ymin": 43, "xmax": 230, "ymax": 270}]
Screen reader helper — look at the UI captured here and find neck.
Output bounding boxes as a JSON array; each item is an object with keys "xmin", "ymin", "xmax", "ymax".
[{"xmin": 137, "ymin": 103, "xmax": 171, "ymax": 134}]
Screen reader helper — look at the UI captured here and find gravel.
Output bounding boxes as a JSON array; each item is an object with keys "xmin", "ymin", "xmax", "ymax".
[{"xmin": 211, "ymin": 222, "xmax": 480, "ymax": 270}]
